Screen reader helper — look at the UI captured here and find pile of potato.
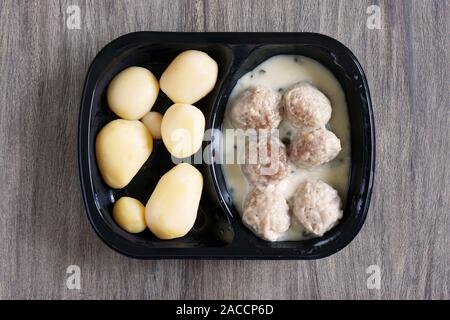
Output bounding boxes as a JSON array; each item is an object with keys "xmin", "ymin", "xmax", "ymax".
[{"xmin": 95, "ymin": 50, "xmax": 218, "ymax": 239}]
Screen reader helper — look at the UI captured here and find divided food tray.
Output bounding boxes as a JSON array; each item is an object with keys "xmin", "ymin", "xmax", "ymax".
[{"xmin": 78, "ymin": 32, "xmax": 375, "ymax": 259}]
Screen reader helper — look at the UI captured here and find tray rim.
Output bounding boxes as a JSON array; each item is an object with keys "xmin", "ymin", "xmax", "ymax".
[{"xmin": 78, "ymin": 31, "xmax": 375, "ymax": 260}]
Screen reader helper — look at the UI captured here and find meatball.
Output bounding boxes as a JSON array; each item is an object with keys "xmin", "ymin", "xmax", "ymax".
[
  {"xmin": 289, "ymin": 128, "xmax": 341, "ymax": 167},
  {"xmin": 229, "ymin": 86, "xmax": 282, "ymax": 130},
  {"xmin": 292, "ymin": 180, "xmax": 342, "ymax": 236},
  {"xmin": 283, "ymin": 82, "xmax": 332, "ymax": 129},
  {"xmin": 242, "ymin": 184, "xmax": 291, "ymax": 241},
  {"xmin": 241, "ymin": 136, "xmax": 289, "ymax": 185}
]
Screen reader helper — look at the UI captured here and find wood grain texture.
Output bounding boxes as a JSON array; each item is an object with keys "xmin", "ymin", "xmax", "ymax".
[{"xmin": 0, "ymin": 0, "xmax": 448, "ymax": 299}]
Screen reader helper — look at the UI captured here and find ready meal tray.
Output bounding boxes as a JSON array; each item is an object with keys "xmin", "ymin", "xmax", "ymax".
[{"xmin": 78, "ymin": 32, "xmax": 374, "ymax": 259}]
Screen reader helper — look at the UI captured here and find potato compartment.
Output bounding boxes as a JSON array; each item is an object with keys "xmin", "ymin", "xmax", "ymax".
[{"xmin": 80, "ymin": 36, "xmax": 236, "ymax": 257}]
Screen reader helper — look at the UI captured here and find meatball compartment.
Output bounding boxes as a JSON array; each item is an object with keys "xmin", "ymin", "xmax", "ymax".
[{"xmin": 222, "ymin": 54, "xmax": 351, "ymax": 242}]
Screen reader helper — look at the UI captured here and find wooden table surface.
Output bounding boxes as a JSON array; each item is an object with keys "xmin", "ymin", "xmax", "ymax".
[{"xmin": 0, "ymin": 0, "xmax": 448, "ymax": 300}]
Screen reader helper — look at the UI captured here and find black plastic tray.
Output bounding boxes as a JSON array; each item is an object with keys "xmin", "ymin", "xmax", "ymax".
[{"xmin": 78, "ymin": 32, "xmax": 375, "ymax": 259}]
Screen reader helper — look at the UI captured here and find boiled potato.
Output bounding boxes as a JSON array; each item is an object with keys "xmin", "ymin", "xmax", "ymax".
[
  {"xmin": 145, "ymin": 163, "xmax": 203, "ymax": 240},
  {"xmin": 113, "ymin": 197, "xmax": 146, "ymax": 233},
  {"xmin": 96, "ymin": 119, "xmax": 153, "ymax": 189},
  {"xmin": 160, "ymin": 50, "xmax": 218, "ymax": 104},
  {"xmin": 161, "ymin": 103, "xmax": 205, "ymax": 158},
  {"xmin": 107, "ymin": 66, "xmax": 159, "ymax": 120},
  {"xmin": 141, "ymin": 111, "xmax": 163, "ymax": 139}
]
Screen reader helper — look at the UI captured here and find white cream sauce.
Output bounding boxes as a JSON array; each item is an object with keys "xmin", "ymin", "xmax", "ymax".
[{"xmin": 221, "ymin": 55, "xmax": 351, "ymax": 241}]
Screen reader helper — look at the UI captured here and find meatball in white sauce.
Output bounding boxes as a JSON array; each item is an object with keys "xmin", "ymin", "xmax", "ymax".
[
  {"xmin": 292, "ymin": 180, "xmax": 342, "ymax": 236},
  {"xmin": 229, "ymin": 86, "xmax": 282, "ymax": 130},
  {"xmin": 241, "ymin": 136, "xmax": 289, "ymax": 185},
  {"xmin": 242, "ymin": 185, "xmax": 291, "ymax": 241},
  {"xmin": 289, "ymin": 127, "xmax": 341, "ymax": 167},
  {"xmin": 283, "ymin": 82, "xmax": 332, "ymax": 129}
]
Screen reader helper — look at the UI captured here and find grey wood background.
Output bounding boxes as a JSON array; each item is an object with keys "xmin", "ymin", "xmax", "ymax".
[{"xmin": 0, "ymin": 0, "xmax": 448, "ymax": 300}]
